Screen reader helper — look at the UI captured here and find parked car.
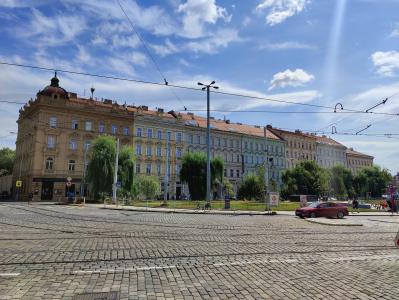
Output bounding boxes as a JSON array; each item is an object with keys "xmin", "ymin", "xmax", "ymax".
[{"xmin": 295, "ymin": 202, "xmax": 349, "ymax": 219}]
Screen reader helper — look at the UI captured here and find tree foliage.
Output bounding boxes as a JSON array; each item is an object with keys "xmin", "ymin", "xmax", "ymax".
[
  {"xmin": 353, "ymin": 166, "xmax": 392, "ymax": 198},
  {"xmin": 136, "ymin": 175, "xmax": 161, "ymax": 200},
  {"xmin": 281, "ymin": 161, "xmax": 329, "ymax": 198},
  {"xmin": 87, "ymin": 136, "xmax": 116, "ymax": 198},
  {"xmin": 118, "ymin": 145, "xmax": 135, "ymax": 193},
  {"xmin": 179, "ymin": 152, "xmax": 224, "ymax": 200},
  {"xmin": 237, "ymin": 173, "xmax": 264, "ymax": 200},
  {"xmin": 0, "ymin": 148, "xmax": 15, "ymax": 176}
]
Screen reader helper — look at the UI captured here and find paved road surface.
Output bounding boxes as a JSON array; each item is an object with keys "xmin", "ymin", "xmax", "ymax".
[{"xmin": 0, "ymin": 203, "xmax": 398, "ymax": 299}]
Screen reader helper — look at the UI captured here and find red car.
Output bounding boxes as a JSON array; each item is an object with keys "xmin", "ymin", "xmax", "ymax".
[{"xmin": 295, "ymin": 202, "xmax": 348, "ymax": 219}]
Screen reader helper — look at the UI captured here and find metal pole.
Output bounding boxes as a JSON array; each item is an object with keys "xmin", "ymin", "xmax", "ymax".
[
  {"xmin": 263, "ymin": 127, "xmax": 269, "ymax": 211},
  {"xmin": 81, "ymin": 144, "xmax": 88, "ymax": 203},
  {"xmin": 164, "ymin": 132, "xmax": 169, "ymax": 203},
  {"xmin": 206, "ymin": 86, "xmax": 211, "ymax": 204},
  {"xmin": 16, "ymin": 154, "xmax": 23, "ymax": 202},
  {"xmin": 113, "ymin": 138, "xmax": 120, "ymax": 204}
]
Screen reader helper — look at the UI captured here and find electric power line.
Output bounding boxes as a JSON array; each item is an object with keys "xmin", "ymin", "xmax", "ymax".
[{"xmin": 1, "ymin": 60, "xmax": 399, "ymax": 117}]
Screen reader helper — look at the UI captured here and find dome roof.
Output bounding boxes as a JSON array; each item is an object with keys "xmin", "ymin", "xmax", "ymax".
[{"xmin": 39, "ymin": 72, "xmax": 68, "ymax": 98}]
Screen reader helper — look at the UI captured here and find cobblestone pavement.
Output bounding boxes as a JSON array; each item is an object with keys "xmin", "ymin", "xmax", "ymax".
[{"xmin": 0, "ymin": 203, "xmax": 398, "ymax": 300}]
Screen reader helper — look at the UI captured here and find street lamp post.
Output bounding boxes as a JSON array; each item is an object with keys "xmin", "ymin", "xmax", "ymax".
[{"xmin": 198, "ymin": 81, "xmax": 219, "ymax": 205}]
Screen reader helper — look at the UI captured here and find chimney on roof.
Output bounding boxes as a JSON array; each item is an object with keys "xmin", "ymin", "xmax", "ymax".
[
  {"xmin": 168, "ymin": 110, "xmax": 177, "ymax": 118},
  {"xmin": 157, "ymin": 108, "xmax": 164, "ymax": 113},
  {"xmin": 266, "ymin": 125, "xmax": 272, "ymax": 129},
  {"xmin": 322, "ymin": 135, "xmax": 326, "ymax": 138},
  {"xmin": 210, "ymin": 117, "xmax": 215, "ymax": 120},
  {"xmin": 140, "ymin": 105, "xmax": 148, "ymax": 111},
  {"xmin": 349, "ymin": 147, "xmax": 354, "ymax": 151},
  {"xmin": 225, "ymin": 119, "xmax": 230, "ymax": 124},
  {"xmin": 187, "ymin": 112, "xmax": 194, "ymax": 116},
  {"xmin": 237, "ymin": 122, "xmax": 242, "ymax": 125}
]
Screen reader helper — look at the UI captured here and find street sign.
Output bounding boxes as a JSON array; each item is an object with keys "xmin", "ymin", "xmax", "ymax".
[
  {"xmin": 66, "ymin": 177, "xmax": 72, "ymax": 182},
  {"xmin": 15, "ymin": 180, "xmax": 22, "ymax": 187},
  {"xmin": 300, "ymin": 195, "xmax": 307, "ymax": 207},
  {"xmin": 395, "ymin": 230, "xmax": 399, "ymax": 249},
  {"xmin": 66, "ymin": 182, "xmax": 72, "ymax": 187},
  {"xmin": 269, "ymin": 192, "xmax": 279, "ymax": 206}
]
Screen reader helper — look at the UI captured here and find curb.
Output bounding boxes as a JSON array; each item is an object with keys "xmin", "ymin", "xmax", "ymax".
[
  {"xmin": 304, "ymin": 219, "xmax": 363, "ymax": 226},
  {"xmin": 99, "ymin": 206, "xmax": 278, "ymax": 216}
]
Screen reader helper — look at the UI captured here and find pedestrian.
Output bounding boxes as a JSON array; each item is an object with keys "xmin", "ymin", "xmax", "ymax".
[
  {"xmin": 352, "ymin": 198, "xmax": 359, "ymax": 213},
  {"xmin": 28, "ymin": 192, "xmax": 33, "ymax": 205}
]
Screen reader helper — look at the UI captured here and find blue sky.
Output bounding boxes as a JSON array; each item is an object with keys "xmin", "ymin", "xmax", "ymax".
[{"xmin": 0, "ymin": 0, "xmax": 399, "ymax": 173}]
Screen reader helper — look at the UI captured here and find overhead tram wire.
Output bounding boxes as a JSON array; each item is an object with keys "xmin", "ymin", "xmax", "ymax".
[
  {"xmin": 116, "ymin": 0, "xmax": 187, "ymax": 111},
  {"xmin": 1, "ymin": 61, "xmax": 399, "ymax": 117}
]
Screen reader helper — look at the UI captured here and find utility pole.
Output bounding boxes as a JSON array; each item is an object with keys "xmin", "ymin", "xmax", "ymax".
[
  {"xmin": 112, "ymin": 138, "xmax": 120, "ymax": 204},
  {"xmin": 198, "ymin": 81, "xmax": 219, "ymax": 205},
  {"xmin": 263, "ymin": 127, "xmax": 269, "ymax": 210},
  {"xmin": 163, "ymin": 131, "xmax": 170, "ymax": 202},
  {"xmin": 80, "ymin": 143, "xmax": 88, "ymax": 203}
]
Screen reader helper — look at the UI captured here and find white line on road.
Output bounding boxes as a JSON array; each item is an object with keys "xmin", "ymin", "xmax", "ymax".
[
  {"xmin": 73, "ymin": 265, "xmax": 177, "ymax": 275},
  {"xmin": 0, "ymin": 273, "xmax": 20, "ymax": 277}
]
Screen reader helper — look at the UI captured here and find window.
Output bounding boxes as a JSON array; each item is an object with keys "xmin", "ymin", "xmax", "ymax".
[
  {"xmin": 167, "ymin": 131, "xmax": 171, "ymax": 141},
  {"xmin": 68, "ymin": 160, "xmax": 75, "ymax": 171},
  {"xmin": 136, "ymin": 128, "xmax": 142, "ymax": 137},
  {"xmin": 146, "ymin": 145, "xmax": 152, "ymax": 156},
  {"xmin": 72, "ymin": 120, "xmax": 78, "ymax": 130},
  {"xmin": 69, "ymin": 139, "xmax": 77, "ymax": 150},
  {"xmin": 47, "ymin": 136, "xmax": 55, "ymax": 148},
  {"xmin": 176, "ymin": 148, "xmax": 182, "ymax": 158},
  {"xmin": 224, "ymin": 139, "xmax": 227, "ymax": 147},
  {"xmin": 111, "ymin": 125, "xmax": 117, "ymax": 135},
  {"xmin": 147, "ymin": 128, "xmax": 153, "ymax": 139},
  {"xmin": 84, "ymin": 140, "xmax": 91, "ymax": 151},
  {"xmin": 46, "ymin": 157, "xmax": 53, "ymax": 170},
  {"xmin": 175, "ymin": 164, "xmax": 181, "ymax": 174},
  {"xmin": 217, "ymin": 138, "xmax": 221, "ymax": 147},
  {"xmin": 244, "ymin": 142, "xmax": 248, "ymax": 149},
  {"xmin": 136, "ymin": 144, "xmax": 142, "ymax": 155},
  {"xmin": 196, "ymin": 135, "xmax": 201, "ymax": 144},
  {"xmin": 224, "ymin": 169, "xmax": 227, "ymax": 177},
  {"xmin": 236, "ymin": 140, "xmax": 239, "ymax": 148},
  {"xmin": 157, "ymin": 129, "xmax": 162, "ymax": 140},
  {"xmin": 188, "ymin": 134, "xmax": 193, "ymax": 144},
  {"xmin": 236, "ymin": 169, "xmax": 240, "ymax": 178},
  {"xmin": 230, "ymin": 140, "xmax": 233, "ymax": 148},
  {"xmin": 123, "ymin": 127, "xmax": 129, "ymax": 136},
  {"xmin": 49, "ymin": 117, "xmax": 57, "ymax": 128},
  {"xmin": 136, "ymin": 163, "xmax": 141, "ymax": 174},
  {"xmin": 230, "ymin": 169, "xmax": 234, "ymax": 178},
  {"xmin": 176, "ymin": 132, "xmax": 182, "ymax": 142},
  {"xmin": 157, "ymin": 146, "xmax": 162, "ymax": 157},
  {"xmin": 85, "ymin": 121, "xmax": 92, "ymax": 131},
  {"xmin": 237, "ymin": 155, "xmax": 240, "ymax": 163},
  {"xmin": 157, "ymin": 164, "xmax": 161, "ymax": 175},
  {"xmin": 146, "ymin": 163, "xmax": 152, "ymax": 174},
  {"xmin": 99, "ymin": 122, "xmax": 105, "ymax": 133}
]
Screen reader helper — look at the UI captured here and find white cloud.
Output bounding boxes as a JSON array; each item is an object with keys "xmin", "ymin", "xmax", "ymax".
[
  {"xmin": 111, "ymin": 34, "xmax": 140, "ymax": 49},
  {"xmin": 256, "ymin": 0, "xmax": 310, "ymax": 26},
  {"xmin": 128, "ymin": 52, "xmax": 148, "ymax": 67},
  {"xmin": 259, "ymin": 41, "xmax": 316, "ymax": 50},
  {"xmin": 76, "ymin": 46, "xmax": 91, "ymax": 64},
  {"xmin": 150, "ymin": 39, "xmax": 179, "ymax": 56},
  {"xmin": 17, "ymin": 8, "xmax": 86, "ymax": 46},
  {"xmin": 185, "ymin": 28, "xmax": 240, "ymax": 54},
  {"xmin": 178, "ymin": 0, "xmax": 231, "ymax": 38},
  {"xmin": 0, "ymin": 0, "xmax": 46, "ymax": 7},
  {"xmin": 390, "ymin": 23, "xmax": 399, "ymax": 37},
  {"xmin": 269, "ymin": 69, "xmax": 314, "ymax": 90},
  {"xmin": 371, "ymin": 51, "xmax": 399, "ymax": 77}
]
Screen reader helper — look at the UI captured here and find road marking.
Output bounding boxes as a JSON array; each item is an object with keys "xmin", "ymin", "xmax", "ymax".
[
  {"xmin": 0, "ymin": 273, "xmax": 20, "ymax": 277},
  {"xmin": 73, "ymin": 265, "xmax": 177, "ymax": 275}
]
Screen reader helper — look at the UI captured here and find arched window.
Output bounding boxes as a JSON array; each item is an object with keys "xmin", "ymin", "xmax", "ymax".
[{"xmin": 46, "ymin": 157, "xmax": 53, "ymax": 170}]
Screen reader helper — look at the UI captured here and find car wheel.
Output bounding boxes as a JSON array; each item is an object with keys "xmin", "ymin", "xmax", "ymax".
[
  {"xmin": 310, "ymin": 212, "xmax": 316, "ymax": 218},
  {"xmin": 337, "ymin": 211, "xmax": 344, "ymax": 219}
]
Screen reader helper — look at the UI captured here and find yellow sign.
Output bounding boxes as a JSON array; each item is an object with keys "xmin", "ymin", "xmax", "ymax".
[{"xmin": 16, "ymin": 180, "xmax": 22, "ymax": 187}]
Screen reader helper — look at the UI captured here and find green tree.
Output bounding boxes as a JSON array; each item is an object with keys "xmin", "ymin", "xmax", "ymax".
[
  {"xmin": 179, "ymin": 152, "xmax": 224, "ymax": 200},
  {"xmin": 281, "ymin": 160, "xmax": 329, "ymax": 198},
  {"xmin": 87, "ymin": 136, "xmax": 116, "ymax": 199},
  {"xmin": 0, "ymin": 148, "xmax": 15, "ymax": 176},
  {"xmin": 329, "ymin": 165, "xmax": 348, "ymax": 199},
  {"xmin": 223, "ymin": 178, "xmax": 235, "ymax": 198},
  {"xmin": 118, "ymin": 145, "xmax": 135, "ymax": 194},
  {"xmin": 136, "ymin": 175, "xmax": 161, "ymax": 200},
  {"xmin": 354, "ymin": 166, "xmax": 392, "ymax": 198},
  {"xmin": 237, "ymin": 173, "xmax": 264, "ymax": 200}
]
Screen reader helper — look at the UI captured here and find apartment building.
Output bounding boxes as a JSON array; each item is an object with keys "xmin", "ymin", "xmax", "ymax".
[
  {"xmin": 346, "ymin": 148, "xmax": 374, "ymax": 174},
  {"xmin": 316, "ymin": 135, "xmax": 347, "ymax": 168}
]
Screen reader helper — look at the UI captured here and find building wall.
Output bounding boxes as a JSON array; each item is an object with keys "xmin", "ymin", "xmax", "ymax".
[
  {"xmin": 316, "ymin": 143, "xmax": 347, "ymax": 168},
  {"xmin": 346, "ymin": 152, "xmax": 373, "ymax": 174}
]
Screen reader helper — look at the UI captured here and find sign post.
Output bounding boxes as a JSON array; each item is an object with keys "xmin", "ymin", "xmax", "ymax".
[
  {"xmin": 300, "ymin": 195, "xmax": 307, "ymax": 208},
  {"xmin": 66, "ymin": 177, "xmax": 72, "ymax": 203},
  {"xmin": 269, "ymin": 192, "xmax": 279, "ymax": 207}
]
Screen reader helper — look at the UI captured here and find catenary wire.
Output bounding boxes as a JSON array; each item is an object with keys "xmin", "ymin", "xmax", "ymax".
[{"xmin": 1, "ymin": 61, "xmax": 399, "ymax": 117}]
